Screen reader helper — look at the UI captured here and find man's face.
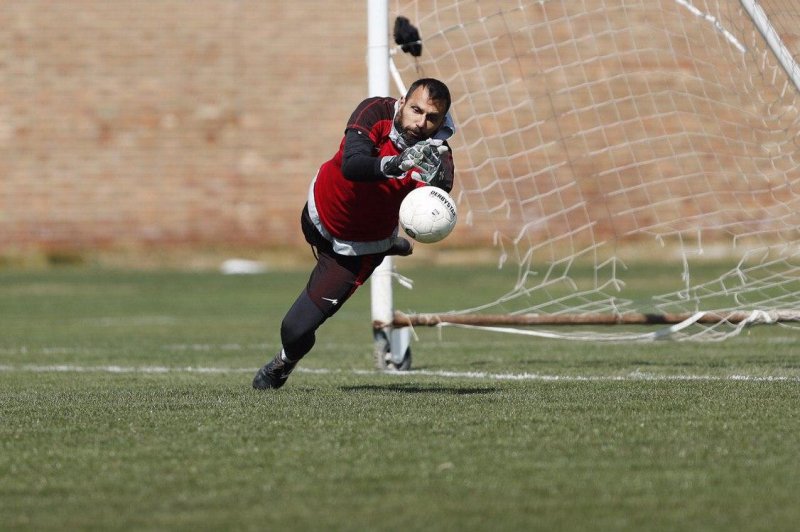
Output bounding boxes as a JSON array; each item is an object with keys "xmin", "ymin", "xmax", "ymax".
[{"xmin": 394, "ymin": 86, "xmax": 447, "ymax": 144}]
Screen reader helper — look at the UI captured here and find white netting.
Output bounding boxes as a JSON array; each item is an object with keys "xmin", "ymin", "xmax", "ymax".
[{"xmin": 389, "ymin": 0, "xmax": 800, "ymax": 340}]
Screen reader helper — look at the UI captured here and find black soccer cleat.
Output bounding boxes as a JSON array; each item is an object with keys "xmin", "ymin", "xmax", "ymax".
[{"xmin": 252, "ymin": 352, "xmax": 297, "ymax": 390}]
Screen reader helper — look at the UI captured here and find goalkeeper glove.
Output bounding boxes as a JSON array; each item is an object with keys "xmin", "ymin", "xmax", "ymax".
[
  {"xmin": 428, "ymin": 148, "xmax": 454, "ymax": 192},
  {"xmin": 381, "ymin": 139, "xmax": 450, "ymax": 182},
  {"xmin": 381, "ymin": 142, "xmax": 428, "ymax": 178},
  {"xmin": 410, "ymin": 140, "xmax": 449, "ymax": 184}
]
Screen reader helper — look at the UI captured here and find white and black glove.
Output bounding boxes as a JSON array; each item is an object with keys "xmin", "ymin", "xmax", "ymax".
[
  {"xmin": 412, "ymin": 139, "xmax": 449, "ymax": 184},
  {"xmin": 381, "ymin": 139, "xmax": 449, "ymax": 182},
  {"xmin": 380, "ymin": 142, "xmax": 427, "ymax": 178},
  {"xmin": 428, "ymin": 147, "xmax": 454, "ymax": 192}
]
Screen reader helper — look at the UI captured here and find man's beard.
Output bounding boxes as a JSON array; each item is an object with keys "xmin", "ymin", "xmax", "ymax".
[
  {"xmin": 394, "ymin": 115, "xmax": 421, "ymax": 144},
  {"xmin": 391, "ymin": 118, "xmax": 412, "ymax": 151}
]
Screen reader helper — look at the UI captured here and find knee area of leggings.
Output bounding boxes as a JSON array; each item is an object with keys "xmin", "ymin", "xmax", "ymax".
[{"xmin": 280, "ymin": 319, "xmax": 310, "ymax": 346}]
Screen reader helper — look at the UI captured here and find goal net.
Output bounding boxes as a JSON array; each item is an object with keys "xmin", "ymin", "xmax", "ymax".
[{"xmin": 386, "ymin": 0, "xmax": 800, "ymax": 341}]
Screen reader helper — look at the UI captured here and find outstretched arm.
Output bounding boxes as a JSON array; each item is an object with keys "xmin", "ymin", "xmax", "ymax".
[
  {"xmin": 341, "ymin": 128, "xmax": 454, "ymax": 192},
  {"xmin": 340, "ymin": 129, "xmax": 435, "ymax": 181},
  {"xmin": 340, "ymin": 129, "xmax": 386, "ymax": 182}
]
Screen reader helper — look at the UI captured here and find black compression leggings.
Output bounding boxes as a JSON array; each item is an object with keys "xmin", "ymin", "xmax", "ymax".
[{"xmin": 280, "ymin": 206, "xmax": 384, "ymax": 360}]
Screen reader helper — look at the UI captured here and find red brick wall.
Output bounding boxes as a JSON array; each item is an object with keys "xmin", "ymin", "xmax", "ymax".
[{"xmin": 1, "ymin": 0, "xmax": 369, "ymax": 255}]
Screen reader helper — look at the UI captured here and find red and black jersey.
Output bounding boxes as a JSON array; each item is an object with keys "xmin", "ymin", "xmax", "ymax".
[{"xmin": 312, "ymin": 97, "xmax": 423, "ymax": 244}]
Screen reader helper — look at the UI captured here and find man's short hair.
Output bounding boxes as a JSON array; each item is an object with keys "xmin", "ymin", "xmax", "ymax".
[{"xmin": 406, "ymin": 78, "xmax": 451, "ymax": 113}]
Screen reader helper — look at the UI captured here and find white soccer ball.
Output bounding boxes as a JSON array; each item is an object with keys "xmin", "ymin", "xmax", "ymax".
[{"xmin": 398, "ymin": 186, "xmax": 457, "ymax": 244}]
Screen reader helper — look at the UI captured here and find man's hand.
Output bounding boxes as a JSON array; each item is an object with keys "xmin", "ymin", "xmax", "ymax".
[
  {"xmin": 427, "ymin": 148, "xmax": 454, "ymax": 191},
  {"xmin": 381, "ymin": 142, "xmax": 428, "ymax": 178},
  {"xmin": 410, "ymin": 140, "xmax": 449, "ymax": 184},
  {"xmin": 381, "ymin": 140, "xmax": 449, "ymax": 180}
]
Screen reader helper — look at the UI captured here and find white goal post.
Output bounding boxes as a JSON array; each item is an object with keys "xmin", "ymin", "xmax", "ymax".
[{"xmin": 370, "ymin": 0, "xmax": 800, "ymax": 354}]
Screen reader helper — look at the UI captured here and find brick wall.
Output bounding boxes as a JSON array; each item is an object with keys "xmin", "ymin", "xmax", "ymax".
[
  {"xmin": 2, "ymin": 1, "xmax": 799, "ymax": 261},
  {"xmin": 1, "ymin": 0, "xmax": 369, "ymax": 255}
]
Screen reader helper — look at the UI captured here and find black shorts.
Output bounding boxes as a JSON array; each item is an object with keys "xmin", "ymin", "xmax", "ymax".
[{"xmin": 300, "ymin": 204, "xmax": 384, "ymax": 316}]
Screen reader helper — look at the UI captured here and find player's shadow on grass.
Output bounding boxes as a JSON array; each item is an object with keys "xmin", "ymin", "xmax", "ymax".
[{"xmin": 341, "ymin": 383, "xmax": 497, "ymax": 395}]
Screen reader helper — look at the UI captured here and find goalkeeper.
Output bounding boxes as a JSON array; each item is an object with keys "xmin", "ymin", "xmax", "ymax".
[{"xmin": 254, "ymin": 78, "xmax": 455, "ymax": 390}]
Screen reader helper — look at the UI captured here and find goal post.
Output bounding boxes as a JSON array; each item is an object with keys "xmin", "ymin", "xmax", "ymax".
[
  {"xmin": 368, "ymin": 0, "xmax": 414, "ymax": 370},
  {"xmin": 370, "ymin": 0, "xmax": 800, "ymax": 351},
  {"xmin": 739, "ymin": 0, "xmax": 800, "ymax": 93}
]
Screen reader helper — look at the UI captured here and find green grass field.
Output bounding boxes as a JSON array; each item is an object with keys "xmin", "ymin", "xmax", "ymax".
[{"xmin": 2, "ymin": 266, "xmax": 799, "ymax": 531}]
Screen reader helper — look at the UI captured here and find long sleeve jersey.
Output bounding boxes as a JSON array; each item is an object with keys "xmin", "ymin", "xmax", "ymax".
[{"xmin": 308, "ymin": 96, "xmax": 454, "ymax": 256}]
